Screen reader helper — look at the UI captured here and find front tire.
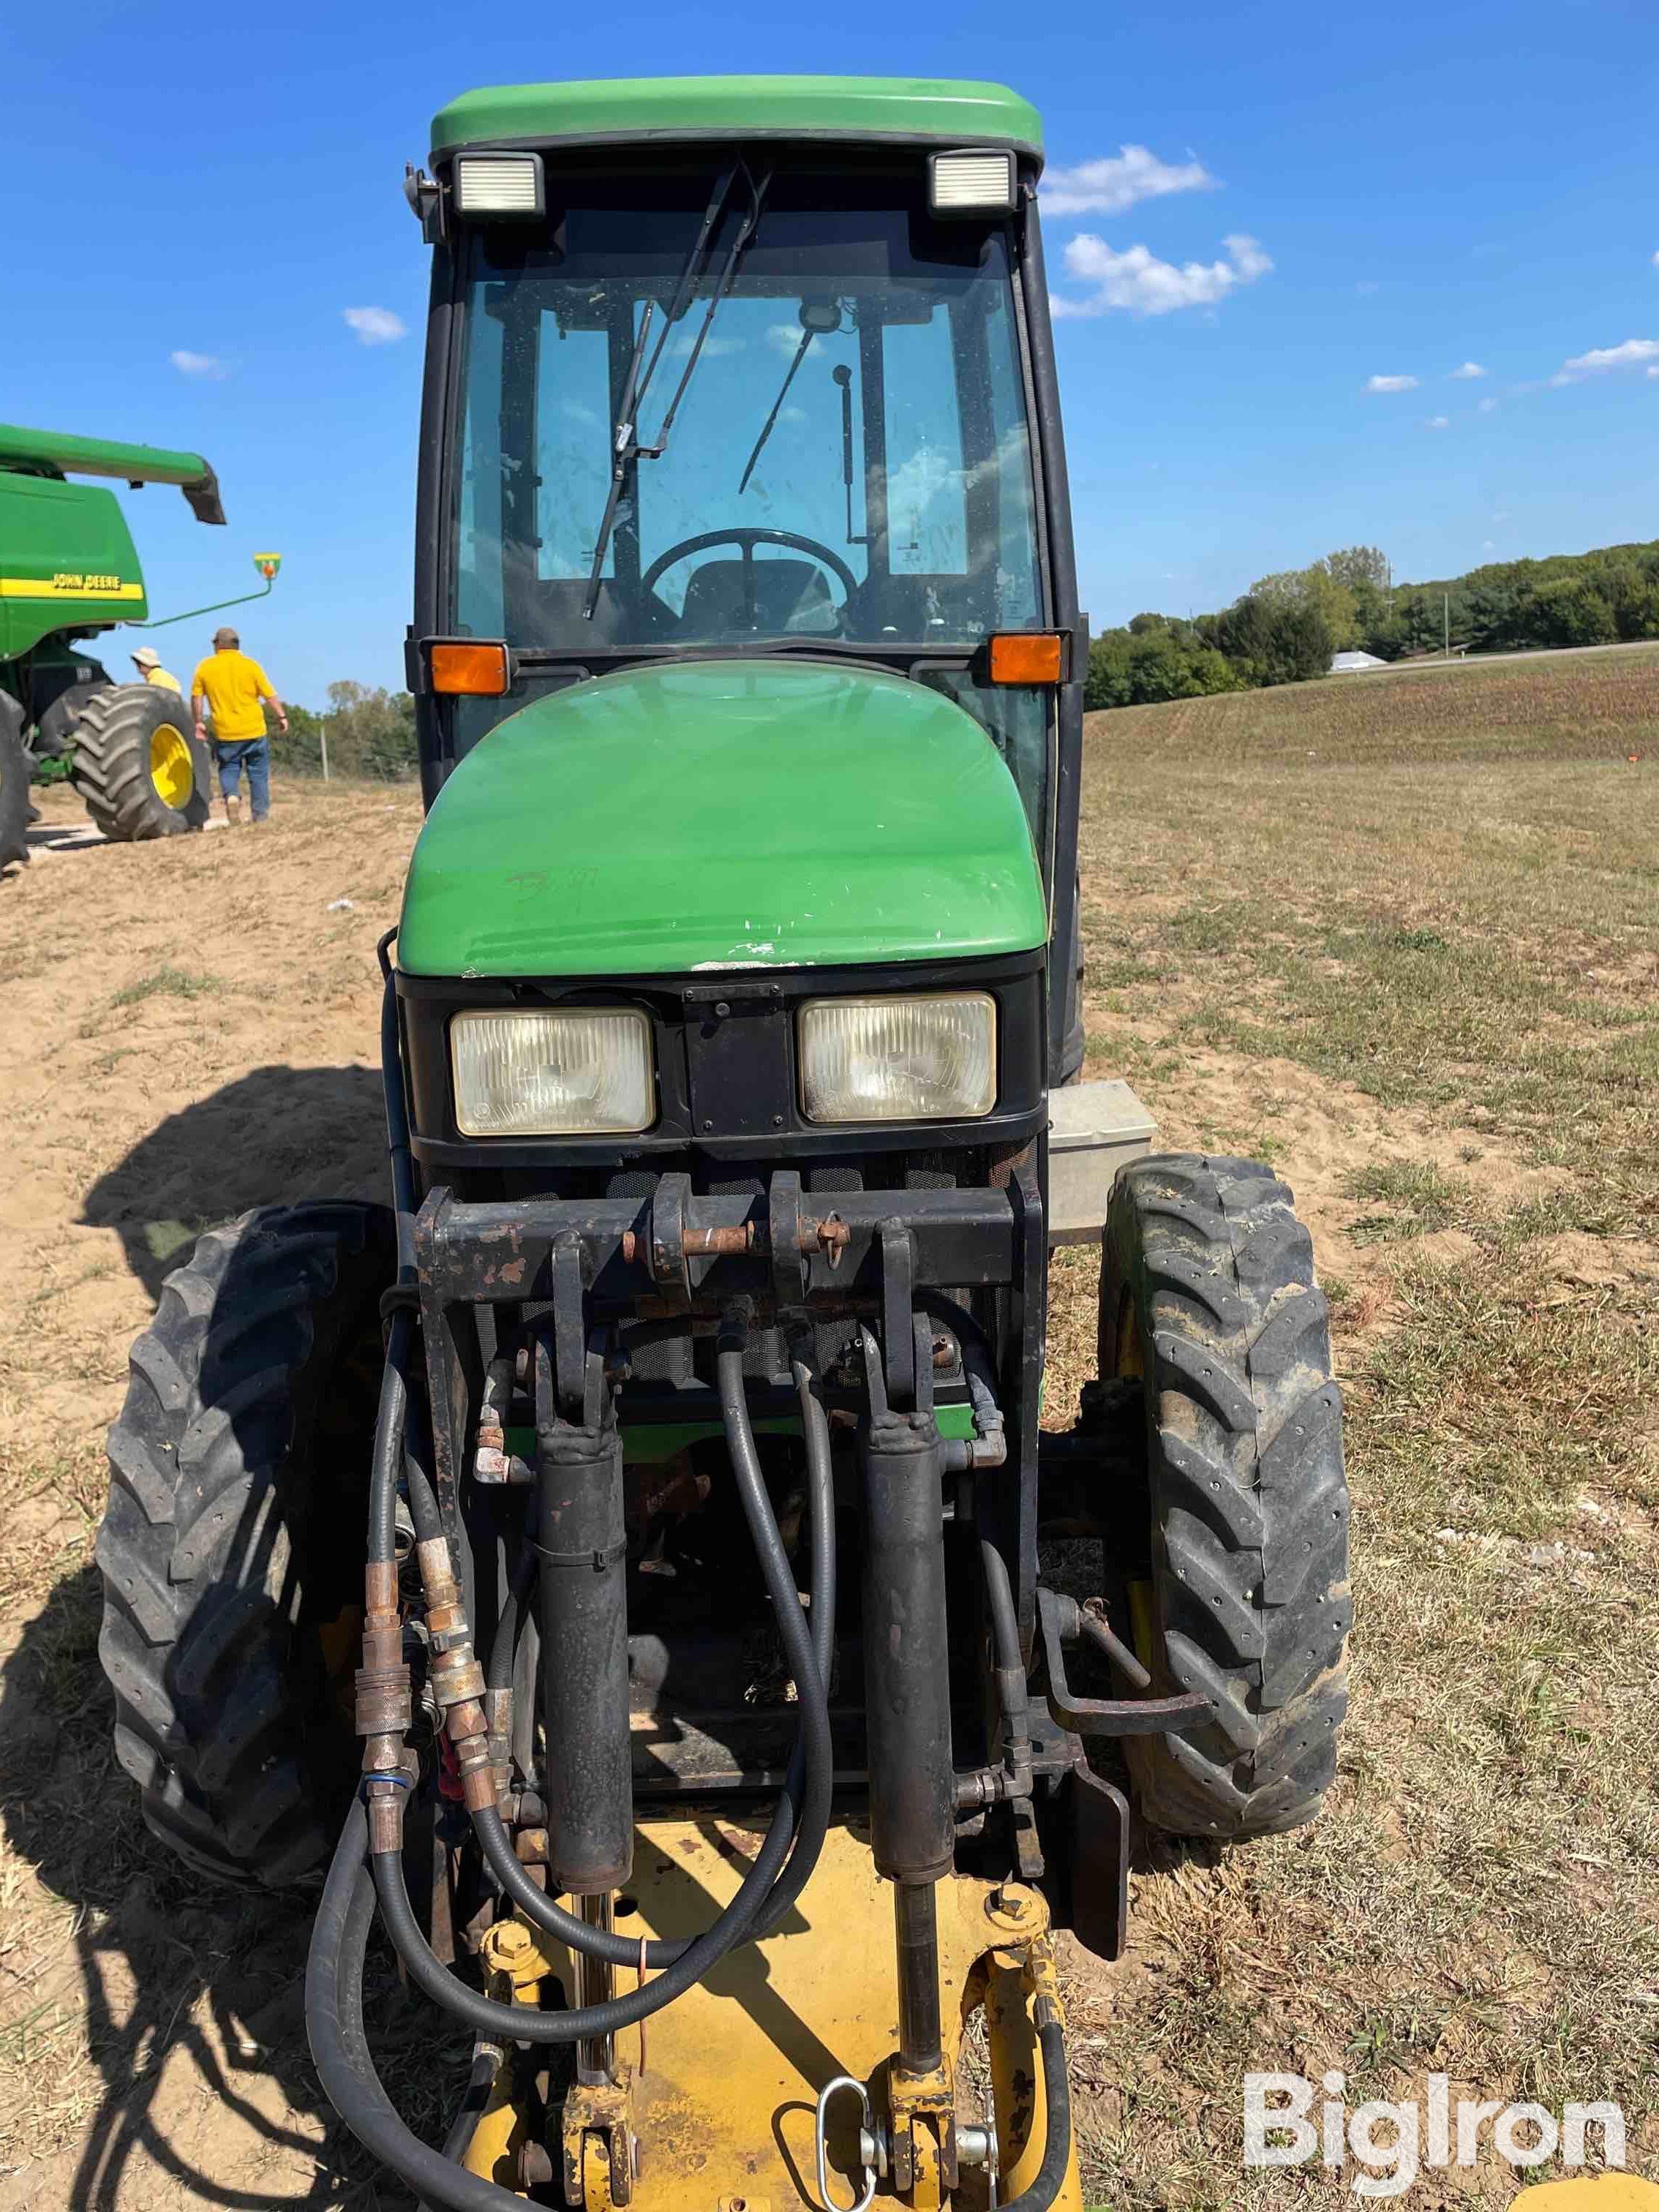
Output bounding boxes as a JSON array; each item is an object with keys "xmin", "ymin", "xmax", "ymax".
[
  {"xmin": 0, "ymin": 691, "xmax": 34, "ymax": 870},
  {"xmin": 71, "ymin": 682, "xmax": 210, "ymax": 841},
  {"xmin": 1100, "ymin": 1155, "xmax": 1350, "ymax": 1837},
  {"xmin": 97, "ymin": 1201, "xmax": 394, "ymax": 1886}
]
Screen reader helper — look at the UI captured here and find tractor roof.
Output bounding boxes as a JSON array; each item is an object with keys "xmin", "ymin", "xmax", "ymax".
[
  {"xmin": 0, "ymin": 424, "xmax": 224, "ymax": 525},
  {"xmin": 430, "ymin": 75, "xmax": 1043, "ymax": 165}
]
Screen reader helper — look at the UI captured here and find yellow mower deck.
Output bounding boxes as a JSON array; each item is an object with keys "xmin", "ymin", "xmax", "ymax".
[{"xmin": 468, "ymin": 1816, "xmax": 1082, "ymax": 2212}]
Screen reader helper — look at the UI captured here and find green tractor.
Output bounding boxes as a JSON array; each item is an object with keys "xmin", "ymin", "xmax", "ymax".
[
  {"xmin": 0, "ymin": 423, "xmax": 226, "ymax": 863},
  {"xmin": 95, "ymin": 76, "xmax": 1350, "ymax": 2210}
]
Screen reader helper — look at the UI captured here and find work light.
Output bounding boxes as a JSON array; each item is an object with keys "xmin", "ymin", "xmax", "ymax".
[
  {"xmin": 454, "ymin": 151, "xmax": 545, "ymax": 219},
  {"xmin": 451, "ymin": 1007, "xmax": 654, "ymax": 1135},
  {"xmin": 798, "ymin": 994, "xmax": 996, "ymax": 1123},
  {"xmin": 928, "ymin": 149, "xmax": 1018, "ymax": 215}
]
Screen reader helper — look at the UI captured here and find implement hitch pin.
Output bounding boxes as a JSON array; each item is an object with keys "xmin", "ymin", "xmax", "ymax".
[
  {"xmin": 619, "ymin": 1215, "xmax": 850, "ymax": 1269},
  {"xmin": 814, "ymin": 2076, "xmax": 878, "ymax": 2212}
]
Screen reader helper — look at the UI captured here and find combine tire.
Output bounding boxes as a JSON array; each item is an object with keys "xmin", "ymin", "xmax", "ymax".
[
  {"xmin": 34, "ymin": 677, "xmax": 113, "ymax": 761},
  {"xmin": 70, "ymin": 682, "xmax": 210, "ymax": 841},
  {"xmin": 97, "ymin": 1201, "xmax": 394, "ymax": 1886},
  {"xmin": 1099, "ymin": 1155, "xmax": 1350, "ymax": 1838},
  {"xmin": 0, "ymin": 693, "xmax": 35, "ymax": 870}
]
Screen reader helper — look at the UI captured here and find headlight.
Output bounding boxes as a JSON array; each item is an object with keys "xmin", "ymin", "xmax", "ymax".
[
  {"xmin": 798, "ymin": 993, "xmax": 996, "ymax": 1123},
  {"xmin": 451, "ymin": 1008, "xmax": 655, "ymax": 1136}
]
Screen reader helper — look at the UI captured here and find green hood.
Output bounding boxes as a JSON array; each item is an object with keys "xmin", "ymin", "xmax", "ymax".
[{"xmin": 398, "ymin": 661, "xmax": 1047, "ymax": 978}]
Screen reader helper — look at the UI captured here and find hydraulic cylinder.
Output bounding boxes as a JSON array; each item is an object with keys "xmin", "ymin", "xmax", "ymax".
[
  {"xmin": 535, "ymin": 1412, "xmax": 633, "ymax": 1896},
  {"xmin": 859, "ymin": 1404, "xmax": 954, "ymax": 1884}
]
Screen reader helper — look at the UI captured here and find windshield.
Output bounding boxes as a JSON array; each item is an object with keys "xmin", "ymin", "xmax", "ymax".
[{"xmin": 451, "ymin": 168, "xmax": 1045, "ymax": 654}]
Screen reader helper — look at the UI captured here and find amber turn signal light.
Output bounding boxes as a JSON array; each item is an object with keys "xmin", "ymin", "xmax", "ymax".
[
  {"xmin": 988, "ymin": 632, "xmax": 1064, "ymax": 685},
  {"xmin": 429, "ymin": 640, "xmax": 511, "ymax": 696}
]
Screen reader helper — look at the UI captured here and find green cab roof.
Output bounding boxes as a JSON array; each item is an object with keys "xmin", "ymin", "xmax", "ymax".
[{"xmin": 431, "ymin": 75, "xmax": 1042, "ymax": 163}]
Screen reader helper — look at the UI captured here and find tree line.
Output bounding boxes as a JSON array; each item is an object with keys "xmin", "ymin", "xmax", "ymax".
[
  {"xmin": 1086, "ymin": 538, "xmax": 1659, "ymax": 711},
  {"xmin": 270, "ymin": 682, "xmax": 418, "ymax": 779}
]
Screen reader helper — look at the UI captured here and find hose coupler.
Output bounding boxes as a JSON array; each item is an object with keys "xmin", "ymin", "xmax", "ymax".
[
  {"xmin": 356, "ymin": 1557, "xmax": 413, "ymax": 1846},
  {"xmin": 414, "ymin": 1535, "xmax": 497, "ymax": 1814}
]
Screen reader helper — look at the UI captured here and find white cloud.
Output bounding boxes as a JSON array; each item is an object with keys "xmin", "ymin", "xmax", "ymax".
[
  {"xmin": 1426, "ymin": 415, "xmax": 1450, "ymax": 429},
  {"xmin": 1451, "ymin": 360, "xmax": 1488, "ymax": 379},
  {"xmin": 1363, "ymin": 373, "xmax": 1419, "ymax": 394},
  {"xmin": 1652, "ymin": 251, "xmax": 1659, "ymax": 268},
  {"xmin": 1551, "ymin": 337, "xmax": 1659, "ymax": 384},
  {"xmin": 1052, "ymin": 231, "xmax": 1271, "ymax": 317},
  {"xmin": 1478, "ymin": 396, "xmax": 1498, "ymax": 413},
  {"xmin": 667, "ymin": 333, "xmax": 744, "ymax": 358},
  {"xmin": 343, "ymin": 306, "xmax": 409, "ymax": 345},
  {"xmin": 170, "ymin": 349, "xmax": 227, "ymax": 379},
  {"xmin": 1041, "ymin": 146, "xmax": 1214, "ymax": 217}
]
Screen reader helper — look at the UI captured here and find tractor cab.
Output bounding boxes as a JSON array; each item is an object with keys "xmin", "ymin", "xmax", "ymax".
[{"xmin": 404, "ymin": 75, "xmax": 1084, "ymax": 1080}]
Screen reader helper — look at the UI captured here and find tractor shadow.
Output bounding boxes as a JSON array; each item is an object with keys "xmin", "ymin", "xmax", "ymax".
[
  {"xmin": 0, "ymin": 1561, "xmax": 469, "ymax": 2211},
  {"xmin": 82, "ymin": 1064, "xmax": 390, "ymax": 1305},
  {"xmin": 0, "ymin": 1066, "xmax": 432, "ymax": 2206}
]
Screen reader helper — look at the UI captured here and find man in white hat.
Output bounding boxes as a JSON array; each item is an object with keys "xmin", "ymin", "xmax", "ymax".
[{"xmin": 130, "ymin": 644, "xmax": 184, "ymax": 696}]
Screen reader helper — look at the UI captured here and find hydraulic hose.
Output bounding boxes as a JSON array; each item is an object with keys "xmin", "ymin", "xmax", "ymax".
[
  {"xmin": 369, "ymin": 1325, "xmax": 832, "ymax": 2039},
  {"xmin": 998, "ymin": 2019, "xmax": 1074, "ymax": 2212},
  {"xmin": 372, "ymin": 944, "xmax": 423, "ymax": 1568},
  {"xmin": 306, "ymin": 1800, "xmax": 530, "ymax": 2212},
  {"xmin": 485, "ymin": 1542, "xmax": 537, "ymax": 1696},
  {"xmin": 470, "ymin": 1342, "xmax": 837, "ymax": 1965},
  {"xmin": 369, "ymin": 1317, "xmax": 411, "ymax": 1566},
  {"xmin": 979, "ymin": 1537, "xmax": 1022, "ymax": 1683}
]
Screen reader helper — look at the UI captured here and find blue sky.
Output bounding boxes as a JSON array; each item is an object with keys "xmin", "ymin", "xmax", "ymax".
[{"xmin": 6, "ymin": 0, "xmax": 1656, "ymax": 703}]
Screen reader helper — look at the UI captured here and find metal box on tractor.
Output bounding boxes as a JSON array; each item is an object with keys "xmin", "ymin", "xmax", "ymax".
[
  {"xmin": 0, "ymin": 424, "xmax": 268, "ymax": 860},
  {"xmin": 95, "ymin": 76, "xmax": 1351, "ymax": 2210}
]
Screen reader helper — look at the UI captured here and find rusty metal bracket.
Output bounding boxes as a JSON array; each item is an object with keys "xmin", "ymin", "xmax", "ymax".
[
  {"xmin": 1037, "ymin": 1586, "xmax": 1209, "ymax": 1739},
  {"xmin": 561, "ymin": 2072, "xmax": 635, "ymax": 2210},
  {"xmin": 887, "ymin": 2055, "xmax": 958, "ymax": 2202}
]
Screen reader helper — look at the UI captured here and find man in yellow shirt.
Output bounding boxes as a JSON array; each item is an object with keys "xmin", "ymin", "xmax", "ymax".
[
  {"xmin": 130, "ymin": 645, "xmax": 183, "ymax": 694},
  {"xmin": 191, "ymin": 626, "xmax": 289, "ymax": 824}
]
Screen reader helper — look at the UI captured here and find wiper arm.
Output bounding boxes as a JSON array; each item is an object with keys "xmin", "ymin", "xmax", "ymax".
[
  {"xmin": 581, "ymin": 299, "xmax": 658, "ymax": 623},
  {"xmin": 583, "ymin": 163, "xmax": 770, "ymax": 620},
  {"xmin": 739, "ymin": 324, "xmax": 816, "ymax": 494},
  {"xmin": 638, "ymin": 163, "xmax": 770, "ymax": 460}
]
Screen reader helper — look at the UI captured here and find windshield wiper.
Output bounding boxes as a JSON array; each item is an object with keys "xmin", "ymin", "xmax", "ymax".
[
  {"xmin": 739, "ymin": 301, "xmax": 839, "ymax": 494},
  {"xmin": 583, "ymin": 162, "xmax": 772, "ymax": 620}
]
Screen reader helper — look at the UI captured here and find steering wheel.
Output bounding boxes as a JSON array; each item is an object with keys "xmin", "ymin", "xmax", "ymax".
[{"xmin": 641, "ymin": 528, "xmax": 859, "ymax": 625}]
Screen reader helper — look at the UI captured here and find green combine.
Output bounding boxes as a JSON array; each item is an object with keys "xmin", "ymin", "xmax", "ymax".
[{"xmin": 0, "ymin": 423, "xmax": 226, "ymax": 863}]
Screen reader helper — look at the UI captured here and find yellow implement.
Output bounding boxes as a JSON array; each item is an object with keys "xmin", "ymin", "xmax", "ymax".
[{"xmin": 468, "ymin": 1817, "xmax": 1082, "ymax": 2212}]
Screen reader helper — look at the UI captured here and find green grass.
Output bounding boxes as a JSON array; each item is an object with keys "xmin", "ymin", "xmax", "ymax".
[
  {"xmin": 1055, "ymin": 664, "xmax": 1659, "ymax": 2205},
  {"xmin": 108, "ymin": 966, "xmax": 223, "ymax": 1007}
]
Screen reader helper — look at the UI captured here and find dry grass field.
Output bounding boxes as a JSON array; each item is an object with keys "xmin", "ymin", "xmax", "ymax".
[{"xmin": 0, "ymin": 646, "xmax": 1655, "ymax": 2208}]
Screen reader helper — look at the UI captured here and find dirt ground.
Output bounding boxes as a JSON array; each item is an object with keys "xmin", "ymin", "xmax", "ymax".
[{"xmin": 1, "ymin": 679, "xmax": 1655, "ymax": 2211}]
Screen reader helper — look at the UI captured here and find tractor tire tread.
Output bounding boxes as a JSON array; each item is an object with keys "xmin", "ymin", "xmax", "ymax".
[
  {"xmin": 1104, "ymin": 1153, "xmax": 1350, "ymax": 1839},
  {"xmin": 97, "ymin": 1200, "xmax": 393, "ymax": 1887},
  {"xmin": 69, "ymin": 685, "xmax": 208, "ymax": 843}
]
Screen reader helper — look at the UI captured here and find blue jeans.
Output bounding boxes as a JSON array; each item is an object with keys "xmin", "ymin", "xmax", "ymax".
[{"xmin": 215, "ymin": 738, "xmax": 270, "ymax": 820}]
